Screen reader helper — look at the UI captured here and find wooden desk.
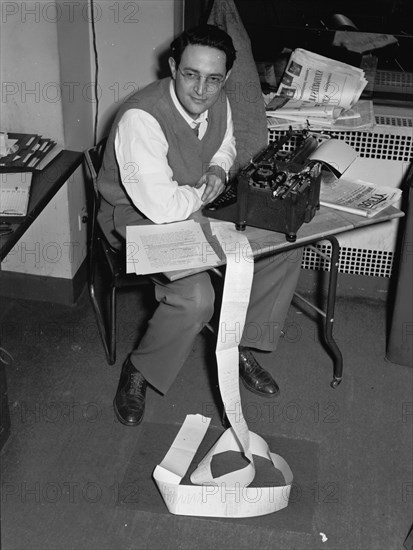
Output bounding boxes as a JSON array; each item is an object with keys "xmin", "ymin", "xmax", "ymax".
[
  {"xmin": 0, "ymin": 150, "xmax": 83, "ymax": 451},
  {"xmin": 165, "ymin": 205, "xmax": 404, "ymax": 389}
]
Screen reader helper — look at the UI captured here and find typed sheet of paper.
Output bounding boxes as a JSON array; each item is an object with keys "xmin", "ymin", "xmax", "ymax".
[{"xmin": 126, "ymin": 220, "xmax": 221, "ymax": 275}]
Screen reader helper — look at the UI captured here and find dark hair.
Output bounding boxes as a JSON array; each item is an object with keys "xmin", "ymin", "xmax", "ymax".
[{"xmin": 170, "ymin": 24, "xmax": 236, "ymax": 73}]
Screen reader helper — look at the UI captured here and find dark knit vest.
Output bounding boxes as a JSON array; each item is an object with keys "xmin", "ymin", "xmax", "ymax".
[{"xmin": 97, "ymin": 78, "xmax": 228, "ymax": 210}]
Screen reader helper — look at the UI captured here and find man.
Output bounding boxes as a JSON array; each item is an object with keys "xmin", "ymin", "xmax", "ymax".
[{"xmin": 97, "ymin": 24, "xmax": 302, "ymax": 426}]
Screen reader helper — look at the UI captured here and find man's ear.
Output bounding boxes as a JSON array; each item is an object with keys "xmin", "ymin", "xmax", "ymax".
[
  {"xmin": 224, "ymin": 69, "xmax": 232, "ymax": 83},
  {"xmin": 169, "ymin": 57, "xmax": 177, "ymax": 79}
]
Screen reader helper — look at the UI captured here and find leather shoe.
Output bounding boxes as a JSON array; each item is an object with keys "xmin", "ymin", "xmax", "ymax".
[
  {"xmin": 114, "ymin": 357, "xmax": 147, "ymax": 426},
  {"xmin": 239, "ymin": 347, "xmax": 279, "ymax": 397}
]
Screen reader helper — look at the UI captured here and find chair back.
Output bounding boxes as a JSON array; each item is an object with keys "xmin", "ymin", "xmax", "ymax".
[
  {"xmin": 82, "ymin": 138, "xmax": 152, "ymax": 365},
  {"xmin": 83, "ymin": 137, "xmax": 120, "ymax": 277},
  {"xmin": 83, "ymin": 137, "xmax": 108, "ymax": 241},
  {"xmin": 84, "ymin": 138, "xmax": 107, "ymax": 201}
]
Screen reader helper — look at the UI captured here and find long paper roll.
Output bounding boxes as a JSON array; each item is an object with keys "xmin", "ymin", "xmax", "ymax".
[{"xmin": 153, "ymin": 222, "xmax": 293, "ymax": 517}]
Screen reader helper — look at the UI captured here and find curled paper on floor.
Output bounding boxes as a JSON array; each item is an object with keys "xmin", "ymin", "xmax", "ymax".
[
  {"xmin": 153, "ymin": 223, "xmax": 293, "ymax": 518},
  {"xmin": 153, "ymin": 414, "xmax": 293, "ymax": 517}
]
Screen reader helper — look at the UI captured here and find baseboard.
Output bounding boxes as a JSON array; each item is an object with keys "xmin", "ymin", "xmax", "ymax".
[{"xmin": 0, "ymin": 259, "xmax": 87, "ymax": 306}]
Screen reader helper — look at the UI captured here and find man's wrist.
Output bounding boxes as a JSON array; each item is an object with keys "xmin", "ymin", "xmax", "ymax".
[{"xmin": 207, "ymin": 164, "xmax": 227, "ymax": 183}]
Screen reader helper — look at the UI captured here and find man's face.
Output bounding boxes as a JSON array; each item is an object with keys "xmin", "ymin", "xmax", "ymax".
[{"xmin": 169, "ymin": 44, "xmax": 229, "ymax": 119}]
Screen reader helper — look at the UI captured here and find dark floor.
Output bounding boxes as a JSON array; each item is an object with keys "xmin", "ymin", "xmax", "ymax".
[{"xmin": 1, "ymin": 279, "xmax": 412, "ymax": 550}]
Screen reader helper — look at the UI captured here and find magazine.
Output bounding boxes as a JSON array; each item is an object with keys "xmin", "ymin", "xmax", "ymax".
[
  {"xmin": 304, "ymin": 137, "xmax": 402, "ymax": 218},
  {"xmin": 319, "ymin": 177, "xmax": 402, "ymax": 218}
]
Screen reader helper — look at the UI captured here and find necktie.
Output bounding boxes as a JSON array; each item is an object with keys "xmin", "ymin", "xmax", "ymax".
[{"xmin": 192, "ymin": 122, "xmax": 200, "ymax": 138}]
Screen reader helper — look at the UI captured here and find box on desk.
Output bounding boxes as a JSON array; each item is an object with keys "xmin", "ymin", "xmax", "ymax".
[{"xmin": 204, "ymin": 131, "xmax": 322, "ymax": 242}]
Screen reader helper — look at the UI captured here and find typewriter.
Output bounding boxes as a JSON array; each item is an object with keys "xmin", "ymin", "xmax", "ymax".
[{"xmin": 204, "ymin": 130, "xmax": 322, "ymax": 242}]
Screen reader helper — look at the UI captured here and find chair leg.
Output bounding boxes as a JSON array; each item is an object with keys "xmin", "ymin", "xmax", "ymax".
[
  {"xmin": 89, "ymin": 280, "xmax": 114, "ymax": 364},
  {"xmin": 108, "ymin": 286, "xmax": 117, "ymax": 365},
  {"xmin": 88, "ymin": 237, "xmax": 118, "ymax": 365}
]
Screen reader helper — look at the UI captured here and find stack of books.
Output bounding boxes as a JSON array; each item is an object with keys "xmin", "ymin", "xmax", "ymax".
[{"xmin": 0, "ymin": 132, "xmax": 59, "ymax": 172}]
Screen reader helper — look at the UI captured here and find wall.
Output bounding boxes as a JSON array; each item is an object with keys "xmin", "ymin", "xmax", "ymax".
[
  {"xmin": 91, "ymin": 0, "xmax": 183, "ymax": 141},
  {"xmin": 56, "ymin": 0, "xmax": 95, "ymax": 151},
  {"xmin": 1, "ymin": 1, "xmax": 66, "ymax": 146},
  {"xmin": 1, "ymin": 0, "xmax": 183, "ymax": 149},
  {"xmin": 1, "ymin": 0, "xmax": 183, "ymax": 304}
]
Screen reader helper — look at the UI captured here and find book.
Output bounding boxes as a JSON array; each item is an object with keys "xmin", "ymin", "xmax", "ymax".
[
  {"xmin": 319, "ymin": 176, "xmax": 402, "ymax": 218},
  {"xmin": 0, "ymin": 172, "xmax": 33, "ymax": 216}
]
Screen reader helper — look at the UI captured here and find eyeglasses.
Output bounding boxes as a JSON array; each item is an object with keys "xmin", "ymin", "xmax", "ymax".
[{"xmin": 177, "ymin": 67, "xmax": 225, "ymax": 91}]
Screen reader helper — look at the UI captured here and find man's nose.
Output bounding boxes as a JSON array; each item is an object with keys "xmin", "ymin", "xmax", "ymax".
[{"xmin": 193, "ymin": 76, "xmax": 208, "ymax": 96}]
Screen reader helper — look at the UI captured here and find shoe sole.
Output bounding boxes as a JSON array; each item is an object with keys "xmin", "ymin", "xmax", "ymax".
[
  {"xmin": 113, "ymin": 398, "xmax": 144, "ymax": 426},
  {"xmin": 240, "ymin": 376, "xmax": 280, "ymax": 398}
]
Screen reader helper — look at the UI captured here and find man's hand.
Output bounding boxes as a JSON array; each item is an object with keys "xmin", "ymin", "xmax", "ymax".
[{"xmin": 195, "ymin": 164, "xmax": 226, "ymax": 204}]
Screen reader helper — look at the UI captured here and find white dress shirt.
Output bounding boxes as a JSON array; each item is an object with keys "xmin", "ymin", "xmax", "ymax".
[{"xmin": 114, "ymin": 81, "xmax": 236, "ymax": 224}]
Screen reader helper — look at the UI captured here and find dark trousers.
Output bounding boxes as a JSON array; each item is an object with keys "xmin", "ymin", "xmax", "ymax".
[{"xmin": 99, "ymin": 201, "xmax": 302, "ymax": 394}]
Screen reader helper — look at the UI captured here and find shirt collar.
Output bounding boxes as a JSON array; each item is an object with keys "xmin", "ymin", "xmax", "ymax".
[{"xmin": 169, "ymin": 80, "xmax": 208, "ymax": 127}]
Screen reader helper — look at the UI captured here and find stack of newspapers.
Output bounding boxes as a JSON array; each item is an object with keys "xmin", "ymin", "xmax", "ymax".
[{"xmin": 265, "ymin": 49, "xmax": 373, "ymax": 131}]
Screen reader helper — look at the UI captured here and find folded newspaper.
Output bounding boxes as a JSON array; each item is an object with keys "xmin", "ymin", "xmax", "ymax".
[
  {"xmin": 319, "ymin": 177, "xmax": 402, "ymax": 218},
  {"xmin": 265, "ymin": 49, "xmax": 370, "ymax": 130},
  {"xmin": 306, "ymin": 137, "xmax": 402, "ymax": 218}
]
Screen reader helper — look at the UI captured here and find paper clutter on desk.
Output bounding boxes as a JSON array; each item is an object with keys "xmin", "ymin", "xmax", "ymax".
[{"xmin": 0, "ymin": 133, "xmax": 18, "ymax": 159}]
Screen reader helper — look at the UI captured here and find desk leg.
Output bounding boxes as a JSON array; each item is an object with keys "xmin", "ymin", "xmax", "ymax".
[{"xmin": 323, "ymin": 236, "xmax": 343, "ymax": 388}]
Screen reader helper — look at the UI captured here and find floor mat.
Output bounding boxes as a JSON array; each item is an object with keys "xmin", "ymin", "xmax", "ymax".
[{"xmin": 118, "ymin": 421, "xmax": 319, "ymax": 533}]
